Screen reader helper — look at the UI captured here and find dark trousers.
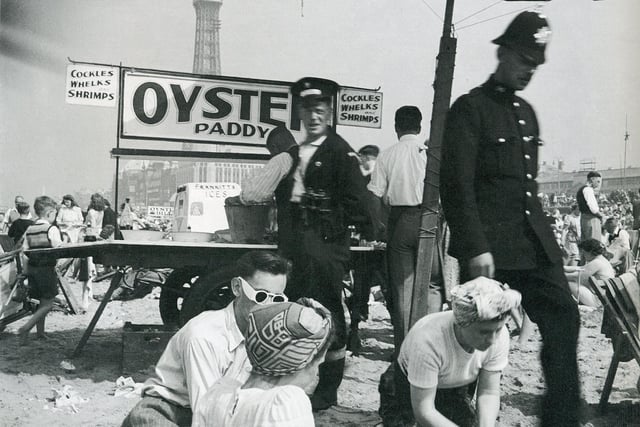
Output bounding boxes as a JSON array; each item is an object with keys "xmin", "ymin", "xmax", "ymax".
[
  {"xmin": 282, "ymin": 208, "xmax": 349, "ymax": 352},
  {"xmin": 387, "ymin": 206, "xmax": 442, "ymax": 355},
  {"xmin": 489, "ymin": 265, "xmax": 581, "ymax": 427},
  {"xmin": 382, "ymin": 361, "xmax": 477, "ymax": 427}
]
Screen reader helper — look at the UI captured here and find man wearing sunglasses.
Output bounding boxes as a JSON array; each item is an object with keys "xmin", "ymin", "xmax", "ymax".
[
  {"xmin": 122, "ymin": 251, "xmax": 290, "ymax": 427},
  {"xmin": 440, "ymin": 11, "xmax": 581, "ymax": 427}
]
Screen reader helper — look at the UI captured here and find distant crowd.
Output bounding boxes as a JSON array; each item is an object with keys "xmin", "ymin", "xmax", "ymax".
[{"xmin": 0, "ymin": 194, "xmax": 167, "ymax": 247}]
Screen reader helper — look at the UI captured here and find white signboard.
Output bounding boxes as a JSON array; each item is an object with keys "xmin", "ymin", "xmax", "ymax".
[
  {"xmin": 337, "ymin": 88, "xmax": 383, "ymax": 129},
  {"xmin": 65, "ymin": 64, "xmax": 117, "ymax": 107},
  {"xmin": 121, "ymin": 71, "xmax": 304, "ymax": 147},
  {"xmin": 147, "ymin": 206, "xmax": 174, "ymax": 218},
  {"xmin": 120, "ymin": 70, "xmax": 384, "ymax": 146}
]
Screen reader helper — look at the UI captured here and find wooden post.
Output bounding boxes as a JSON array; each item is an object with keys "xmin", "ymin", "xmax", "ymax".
[{"xmin": 409, "ymin": 0, "xmax": 457, "ymax": 329}]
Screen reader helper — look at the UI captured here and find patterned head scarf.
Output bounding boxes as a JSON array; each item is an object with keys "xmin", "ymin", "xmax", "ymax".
[
  {"xmin": 451, "ymin": 277, "xmax": 522, "ymax": 328},
  {"xmin": 245, "ymin": 300, "xmax": 332, "ymax": 376}
]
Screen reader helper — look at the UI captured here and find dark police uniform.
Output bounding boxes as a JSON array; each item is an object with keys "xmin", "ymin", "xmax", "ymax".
[
  {"xmin": 440, "ymin": 12, "xmax": 581, "ymax": 427},
  {"xmin": 276, "ymin": 77, "xmax": 368, "ymax": 410}
]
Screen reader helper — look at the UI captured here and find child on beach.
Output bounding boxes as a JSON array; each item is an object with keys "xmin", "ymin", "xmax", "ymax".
[
  {"xmin": 7, "ymin": 201, "xmax": 34, "ymax": 245},
  {"xmin": 17, "ymin": 196, "xmax": 64, "ymax": 344}
]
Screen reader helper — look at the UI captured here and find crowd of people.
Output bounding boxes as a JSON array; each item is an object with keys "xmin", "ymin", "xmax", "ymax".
[{"xmin": 2, "ymin": 10, "xmax": 640, "ymax": 427}]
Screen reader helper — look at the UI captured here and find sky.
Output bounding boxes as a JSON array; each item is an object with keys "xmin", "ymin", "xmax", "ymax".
[{"xmin": 1, "ymin": 0, "xmax": 639, "ymax": 207}]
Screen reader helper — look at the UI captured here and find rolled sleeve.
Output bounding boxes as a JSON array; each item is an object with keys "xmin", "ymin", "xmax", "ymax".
[{"xmin": 240, "ymin": 153, "xmax": 293, "ymax": 204}]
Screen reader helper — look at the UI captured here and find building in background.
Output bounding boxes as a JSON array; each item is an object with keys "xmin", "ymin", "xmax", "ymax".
[{"xmin": 537, "ymin": 165, "xmax": 640, "ymax": 196}]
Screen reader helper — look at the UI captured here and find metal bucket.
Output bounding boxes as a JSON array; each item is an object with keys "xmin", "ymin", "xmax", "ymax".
[{"xmin": 224, "ymin": 204, "xmax": 271, "ymax": 244}]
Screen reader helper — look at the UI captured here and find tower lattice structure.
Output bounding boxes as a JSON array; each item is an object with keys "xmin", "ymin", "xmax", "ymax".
[{"xmin": 192, "ymin": 0, "xmax": 222, "ymax": 75}]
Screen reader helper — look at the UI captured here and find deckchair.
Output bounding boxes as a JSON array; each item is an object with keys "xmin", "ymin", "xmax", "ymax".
[
  {"xmin": 629, "ymin": 230, "xmax": 639, "ymax": 266},
  {"xmin": 588, "ymin": 273, "xmax": 640, "ymax": 412}
]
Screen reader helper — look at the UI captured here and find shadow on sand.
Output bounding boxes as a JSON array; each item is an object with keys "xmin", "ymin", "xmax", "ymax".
[{"xmin": 0, "ymin": 325, "xmax": 128, "ymax": 383}]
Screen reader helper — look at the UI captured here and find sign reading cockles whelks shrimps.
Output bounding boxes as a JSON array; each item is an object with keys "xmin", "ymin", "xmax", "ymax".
[
  {"xmin": 65, "ymin": 64, "xmax": 118, "ymax": 107},
  {"xmin": 120, "ymin": 69, "xmax": 383, "ymax": 147},
  {"xmin": 336, "ymin": 88, "xmax": 383, "ymax": 129}
]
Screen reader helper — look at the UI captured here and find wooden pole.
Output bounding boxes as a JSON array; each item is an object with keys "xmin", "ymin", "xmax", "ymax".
[{"xmin": 409, "ymin": 0, "xmax": 457, "ymax": 329}]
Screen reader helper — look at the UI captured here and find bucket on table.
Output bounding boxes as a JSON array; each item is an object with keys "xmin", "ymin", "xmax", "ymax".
[{"xmin": 224, "ymin": 204, "xmax": 271, "ymax": 244}]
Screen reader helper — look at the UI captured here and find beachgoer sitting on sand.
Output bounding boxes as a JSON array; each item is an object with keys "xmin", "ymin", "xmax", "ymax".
[
  {"xmin": 395, "ymin": 277, "xmax": 521, "ymax": 427},
  {"xmin": 564, "ymin": 238, "xmax": 615, "ymax": 307},
  {"xmin": 192, "ymin": 298, "xmax": 333, "ymax": 427}
]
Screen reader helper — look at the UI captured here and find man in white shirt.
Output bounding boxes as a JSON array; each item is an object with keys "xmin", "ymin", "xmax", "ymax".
[
  {"xmin": 121, "ymin": 251, "xmax": 290, "ymax": 427},
  {"xmin": 576, "ymin": 171, "xmax": 603, "ymax": 242},
  {"xmin": 368, "ymin": 106, "xmax": 442, "ymax": 356}
]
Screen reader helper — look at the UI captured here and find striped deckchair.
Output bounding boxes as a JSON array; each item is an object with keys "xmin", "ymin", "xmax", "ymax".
[{"xmin": 588, "ymin": 272, "xmax": 640, "ymax": 412}]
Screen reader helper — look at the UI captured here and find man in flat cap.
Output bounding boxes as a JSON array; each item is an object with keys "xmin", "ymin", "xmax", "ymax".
[
  {"xmin": 441, "ymin": 12, "xmax": 581, "ymax": 427},
  {"xmin": 274, "ymin": 76, "xmax": 368, "ymax": 410}
]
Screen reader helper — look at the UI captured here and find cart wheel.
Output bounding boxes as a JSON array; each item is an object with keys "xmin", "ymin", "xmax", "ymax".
[
  {"xmin": 159, "ymin": 268, "xmax": 204, "ymax": 326},
  {"xmin": 179, "ymin": 265, "xmax": 237, "ymax": 326}
]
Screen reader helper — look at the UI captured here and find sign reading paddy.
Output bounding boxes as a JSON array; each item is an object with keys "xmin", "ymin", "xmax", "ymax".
[
  {"xmin": 121, "ymin": 71, "xmax": 304, "ymax": 147},
  {"xmin": 120, "ymin": 70, "xmax": 383, "ymax": 147}
]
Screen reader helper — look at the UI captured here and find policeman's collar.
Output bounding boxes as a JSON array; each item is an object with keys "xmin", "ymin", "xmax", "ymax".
[{"xmin": 483, "ymin": 75, "xmax": 515, "ymax": 97}]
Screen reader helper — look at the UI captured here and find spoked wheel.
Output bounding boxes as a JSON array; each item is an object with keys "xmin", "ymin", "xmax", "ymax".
[
  {"xmin": 179, "ymin": 265, "xmax": 237, "ymax": 326},
  {"xmin": 159, "ymin": 268, "xmax": 204, "ymax": 326}
]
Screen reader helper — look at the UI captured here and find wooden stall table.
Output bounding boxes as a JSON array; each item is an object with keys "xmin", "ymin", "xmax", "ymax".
[{"xmin": 25, "ymin": 240, "xmax": 379, "ymax": 358}]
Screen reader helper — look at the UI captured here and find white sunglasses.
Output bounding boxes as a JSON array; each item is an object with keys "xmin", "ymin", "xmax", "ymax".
[{"xmin": 239, "ymin": 276, "xmax": 288, "ymax": 305}]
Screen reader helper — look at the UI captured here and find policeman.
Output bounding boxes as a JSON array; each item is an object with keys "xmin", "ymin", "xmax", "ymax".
[
  {"xmin": 441, "ymin": 12, "xmax": 581, "ymax": 427},
  {"xmin": 275, "ymin": 77, "xmax": 367, "ymax": 410}
]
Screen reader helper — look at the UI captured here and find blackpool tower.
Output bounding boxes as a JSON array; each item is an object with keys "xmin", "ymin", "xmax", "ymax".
[{"xmin": 192, "ymin": 0, "xmax": 222, "ymax": 75}]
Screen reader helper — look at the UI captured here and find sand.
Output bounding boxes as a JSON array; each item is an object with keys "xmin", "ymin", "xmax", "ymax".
[{"xmin": 0, "ymin": 279, "xmax": 638, "ymax": 427}]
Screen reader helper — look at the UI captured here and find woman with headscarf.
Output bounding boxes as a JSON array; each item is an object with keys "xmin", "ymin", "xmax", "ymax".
[
  {"xmin": 192, "ymin": 298, "xmax": 333, "ymax": 427},
  {"xmin": 395, "ymin": 277, "xmax": 521, "ymax": 427},
  {"xmin": 564, "ymin": 238, "xmax": 614, "ymax": 307},
  {"xmin": 56, "ymin": 194, "xmax": 84, "ymax": 243}
]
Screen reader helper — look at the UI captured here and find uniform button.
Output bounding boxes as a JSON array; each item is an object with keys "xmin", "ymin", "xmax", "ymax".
[
  {"xmin": 513, "ymin": 102, "xmax": 520, "ymax": 107},
  {"xmin": 498, "ymin": 137, "xmax": 506, "ymax": 143},
  {"xmin": 526, "ymin": 191, "xmax": 532, "ymax": 197},
  {"xmin": 525, "ymin": 210, "xmax": 531, "ymax": 216},
  {"xmin": 526, "ymin": 173, "xmax": 532, "ymax": 179},
  {"xmin": 523, "ymin": 136, "xmax": 531, "ymax": 142},
  {"xmin": 518, "ymin": 119, "xmax": 526, "ymax": 125},
  {"xmin": 524, "ymin": 154, "xmax": 531, "ymax": 160}
]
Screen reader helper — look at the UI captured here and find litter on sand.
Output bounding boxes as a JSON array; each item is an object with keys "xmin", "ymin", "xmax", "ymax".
[
  {"xmin": 48, "ymin": 385, "xmax": 87, "ymax": 413},
  {"xmin": 113, "ymin": 376, "xmax": 144, "ymax": 398}
]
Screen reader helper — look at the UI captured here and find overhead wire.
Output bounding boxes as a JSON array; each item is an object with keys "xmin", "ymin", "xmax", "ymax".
[
  {"xmin": 456, "ymin": 5, "xmax": 533, "ymax": 31},
  {"xmin": 454, "ymin": 1, "xmax": 503, "ymax": 26},
  {"xmin": 418, "ymin": 0, "xmax": 443, "ymax": 22}
]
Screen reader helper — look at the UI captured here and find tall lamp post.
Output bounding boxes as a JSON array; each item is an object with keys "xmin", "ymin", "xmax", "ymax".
[{"xmin": 623, "ymin": 115, "xmax": 630, "ymax": 189}]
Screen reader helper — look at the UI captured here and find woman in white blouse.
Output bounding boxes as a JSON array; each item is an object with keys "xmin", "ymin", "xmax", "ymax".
[
  {"xmin": 564, "ymin": 238, "xmax": 615, "ymax": 307},
  {"xmin": 193, "ymin": 298, "xmax": 333, "ymax": 427},
  {"xmin": 56, "ymin": 194, "xmax": 84, "ymax": 243}
]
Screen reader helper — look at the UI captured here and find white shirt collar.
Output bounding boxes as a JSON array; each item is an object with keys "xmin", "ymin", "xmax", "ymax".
[
  {"xmin": 225, "ymin": 303, "xmax": 245, "ymax": 352},
  {"xmin": 303, "ymin": 135, "xmax": 327, "ymax": 147}
]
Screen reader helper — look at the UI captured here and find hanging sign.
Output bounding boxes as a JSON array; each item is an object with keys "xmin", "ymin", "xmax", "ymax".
[
  {"xmin": 337, "ymin": 88, "xmax": 383, "ymax": 129},
  {"xmin": 65, "ymin": 64, "xmax": 117, "ymax": 107},
  {"xmin": 121, "ymin": 71, "xmax": 304, "ymax": 147},
  {"xmin": 119, "ymin": 69, "xmax": 383, "ymax": 147}
]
